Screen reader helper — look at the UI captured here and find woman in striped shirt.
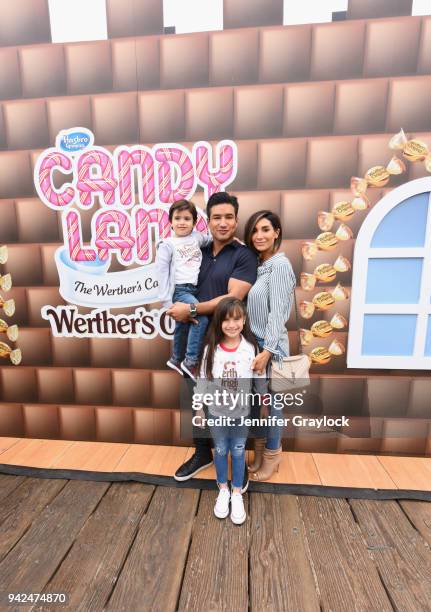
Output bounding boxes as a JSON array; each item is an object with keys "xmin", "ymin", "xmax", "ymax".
[{"xmin": 244, "ymin": 210, "xmax": 296, "ymax": 480}]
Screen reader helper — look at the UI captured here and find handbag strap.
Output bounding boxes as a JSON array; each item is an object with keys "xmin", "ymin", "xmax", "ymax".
[{"xmin": 293, "ymin": 289, "xmax": 304, "ymax": 355}]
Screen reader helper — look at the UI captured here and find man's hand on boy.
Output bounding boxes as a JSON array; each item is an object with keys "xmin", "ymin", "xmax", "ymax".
[{"xmin": 167, "ymin": 302, "xmax": 198, "ymax": 324}]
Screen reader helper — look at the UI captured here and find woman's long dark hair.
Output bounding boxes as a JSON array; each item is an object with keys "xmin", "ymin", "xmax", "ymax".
[
  {"xmin": 198, "ymin": 297, "xmax": 258, "ymax": 380},
  {"xmin": 244, "ymin": 210, "xmax": 282, "ymax": 255}
]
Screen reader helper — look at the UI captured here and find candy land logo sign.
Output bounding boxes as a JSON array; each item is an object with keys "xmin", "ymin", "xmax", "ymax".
[{"xmin": 35, "ymin": 128, "xmax": 238, "ymax": 339}]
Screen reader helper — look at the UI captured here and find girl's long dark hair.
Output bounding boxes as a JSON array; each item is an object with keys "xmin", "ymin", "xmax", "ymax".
[{"xmin": 198, "ymin": 297, "xmax": 258, "ymax": 380}]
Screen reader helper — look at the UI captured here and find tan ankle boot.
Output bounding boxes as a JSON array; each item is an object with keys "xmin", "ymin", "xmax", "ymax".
[
  {"xmin": 251, "ymin": 447, "xmax": 282, "ymax": 481},
  {"xmin": 248, "ymin": 438, "xmax": 266, "ymax": 472}
]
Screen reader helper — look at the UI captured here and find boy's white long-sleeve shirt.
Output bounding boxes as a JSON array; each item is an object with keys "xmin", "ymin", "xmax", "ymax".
[{"xmin": 196, "ymin": 336, "xmax": 268, "ymax": 419}]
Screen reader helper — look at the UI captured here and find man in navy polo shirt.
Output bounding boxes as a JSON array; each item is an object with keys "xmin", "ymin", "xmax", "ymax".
[{"xmin": 167, "ymin": 192, "xmax": 257, "ymax": 485}]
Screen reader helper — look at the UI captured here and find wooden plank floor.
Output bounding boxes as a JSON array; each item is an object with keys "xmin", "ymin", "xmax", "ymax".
[
  {"xmin": 0, "ymin": 475, "xmax": 429, "ymax": 612},
  {"xmin": 1, "ymin": 438, "xmax": 431, "ymax": 493}
]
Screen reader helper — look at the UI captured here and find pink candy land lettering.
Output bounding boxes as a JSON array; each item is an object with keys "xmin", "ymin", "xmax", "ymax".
[
  {"xmin": 194, "ymin": 140, "xmax": 237, "ymax": 200},
  {"xmin": 154, "ymin": 145, "xmax": 196, "ymax": 204},
  {"xmin": 65, "ymin": 210, "xmax": 96, "ymax": 261},
  {"xmin": 135, "ymin": 207, "xmax": 170, "ymax": 264},
  {"xmin": 77, "ymin": 149, "xmax": 118, "ymax": 208},
  {"xmin": 116, "ymin": 146, "xmax": 155, "ymax": 207},
  {"xmin": 94, "ymin": 209, "xmax": 135, "ymax": 264},
  {"xmin": 38, "ymin": 151, "xmax": 75, "ymax": 209}
]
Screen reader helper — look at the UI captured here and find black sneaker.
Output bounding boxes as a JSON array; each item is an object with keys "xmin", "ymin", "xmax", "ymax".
[
  {"xmin": 174, "ymin": 452, "xmax": 213, "ymax": 481},
  {"xmin": 241, "ymin": 464, "xmax": 249, "ymax": 494}
]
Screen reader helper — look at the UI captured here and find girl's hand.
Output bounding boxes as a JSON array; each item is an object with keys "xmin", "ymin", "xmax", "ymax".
[
  {"xmin": 260, "ymin": 403, "xmax": 270, "ymax": 419},
  {"xmin": 251, "ymin": 350, "xmax": 271, "ymax": 375}
]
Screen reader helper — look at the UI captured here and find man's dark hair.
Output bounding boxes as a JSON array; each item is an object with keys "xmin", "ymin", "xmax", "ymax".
[
  {"xmin": 206, "ymin": 192, "xmax": 239, "ymax": 218},
  {"xmin": 168, "ymin": 199, "xmax": 198, "ymax": 223}
]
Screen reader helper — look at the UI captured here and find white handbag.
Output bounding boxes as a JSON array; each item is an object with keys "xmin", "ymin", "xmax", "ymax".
[{"xmin": 269, "ymin": 294, "xmax": 310, "ymax": 393}]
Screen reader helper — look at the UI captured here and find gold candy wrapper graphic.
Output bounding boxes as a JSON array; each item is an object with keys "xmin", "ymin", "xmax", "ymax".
[
  {"xmin": 403, "ymin": 139, "xmax": 429, "ymax": 162},
  {"xmin": 426, "ymin": 156, "xmax": 431, "ymax": 173},
  {"xmin": 332, "ymin": 283, "xmax": 349, "ymax": 301},
  {"xmin": 335, "ymin": 223, "xmax": 353, "ymax": 241},
  {"xmin": 332, "ymin": 201, "xmax": 355, "ymax": 221},
  {"xmin": 386, "ymin": 156, "xmax": 406, "ymax": 175},
  {"xmin": 365, "ymin": 165, "xmax": 390, "ymax": 187},
  {"xmin": 0, "ymin": 319, "xmax": 18, "ymax": 342},
  {"xmin": 310, "ymin": 347, "xmax": 331, "ymax": 365},
  {"xmin": 0, "ymin": 342, "xmax": 21, "ymax": 365},
  {"xmin": 330, "ymin": 312, "xmax": 348, "ymax": 329},
  {"xmin": 316, "ymin": 232, "xmax": 338, "ymax": 251},
  {"xmin": 352, "ymin": 194, "xmax": 370, "ymax": 210},
  {"xmin": 0, "ymin": 273, "xmax": 12, "ymax": 292},
  {"xmin": 299, "ymin": 301, "xmax": 315, "ymax": 319},
  {"xmin": 0, "ymin": 245, "xmax": 8, "ymax": 265},
  {"xmin": 317, "ymin": 211, "xmax": 334, "ymax": 232},
  {"xmin": 333, "ymin": 255, "xmax": 351, "ymax": 273},
  {"xmin": 389, "ymin": 128, "xmax": 408, "ymax": 151},
  {"xmin": 314, "ymin": 263, "xmax": 337, "ymax": 282},
  {"xmin": 312, "ymin": 291, "xmax": 335, "ymax": 310},
  {"xmin": 300, "ymin": 273, "xmax": 317, "ymax": 291},
  {"xmin": 311, "ymin": 320, "xmax": 333, "ymax": 338},
  {"xmin": 350, "ymin": 176, "xmax": 368, "ymax": 195},
  {"xmin": 0, "ymin": 296, "xmax": 15, "ymax": 317},
  {"xmin": 300, "ymin": 329, "xmax": 313, "ymax": 345},
  {"xmin": 302, "ymin": 241, "xmax": 318, "ymax": 260},
  {"xmin": 328, "ymin": 339, "xmax": 346, "ymax": 356}
]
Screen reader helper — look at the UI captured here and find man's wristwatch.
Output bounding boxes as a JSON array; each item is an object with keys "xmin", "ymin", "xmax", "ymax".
[{"xmin": 189, "ymin": 304, "xmax": 198, "ymax": 317}]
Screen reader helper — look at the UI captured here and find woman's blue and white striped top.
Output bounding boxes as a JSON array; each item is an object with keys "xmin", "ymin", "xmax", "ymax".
[{"xmin": 247, "ymin": 252, "xmax": 296, "ymax": 357}]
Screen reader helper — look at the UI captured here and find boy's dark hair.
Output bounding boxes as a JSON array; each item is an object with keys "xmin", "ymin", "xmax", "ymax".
[
  {"xmin": 168, "ymin": 199, "xmax": 197, "ymax": 223},
  {"xmin": 206, "ymin": 192, "xmax": 239, "ymax": 218}
]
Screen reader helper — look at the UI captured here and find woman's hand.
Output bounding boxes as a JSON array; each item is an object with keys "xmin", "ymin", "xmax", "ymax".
[
  {"xmin": 251, "ymin": 349, "xmax": 272, "ymax": 375},
  {"xmin": 194, "ymin": 408, "xmax": 206, "ymax": 428}
]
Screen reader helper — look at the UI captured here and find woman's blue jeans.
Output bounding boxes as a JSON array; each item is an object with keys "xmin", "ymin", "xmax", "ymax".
[
  {"xmin": 255, "ymin": 337, "xmax": 283, "ymax": 450},
  {"xmin": 210, "ymin": 423, "xmax": 248, "ymax": 489}
]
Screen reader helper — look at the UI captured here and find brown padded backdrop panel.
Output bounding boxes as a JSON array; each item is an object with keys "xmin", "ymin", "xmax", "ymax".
[
  {"xmin": 223, "ymin": 0, "xmax": 283, "ymax": 29},
  {"xmin": 161, "ymin": 33, "xmax": 209, "ymax": 90},
  {"xmin": 0, "ymin": 0, "xmax": 51, "ymax": 47},
  {"xmin": 348, "ymin": 0, "xmax": 413, "ymax": 19},
  {"xmin": 259, "ymin": 25, "xmax": 311, "ymax": 84},
  {"xmin": 19, "ymin": 44, "xmax": 66, "ymax": 99},
  {"xmin": 106, "ymin": 0, "xmax": 163, "ymax": 38}
]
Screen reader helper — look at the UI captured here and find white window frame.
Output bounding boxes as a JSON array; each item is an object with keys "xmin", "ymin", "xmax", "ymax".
[{"xmin": 347, "ymin": 176, "xmax": 431, "ymax": 370}]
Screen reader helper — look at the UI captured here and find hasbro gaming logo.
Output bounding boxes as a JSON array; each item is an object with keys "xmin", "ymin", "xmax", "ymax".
[{"xmin": 56, "ymin": 127, "xmax": 94, "ymax": 154}]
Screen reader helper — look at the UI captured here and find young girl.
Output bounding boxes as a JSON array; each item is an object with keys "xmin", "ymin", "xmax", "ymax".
[{"xmin": 196, "ymin": 298, "xmax": 266, "ymax": 525}]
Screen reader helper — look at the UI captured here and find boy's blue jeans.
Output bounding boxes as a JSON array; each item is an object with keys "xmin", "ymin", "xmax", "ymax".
[
  {"xmin": 210, "ymin": 422, "xmax": 248, "ymax": 489},
  {"xmin": 171, "ymin": 283, "xmax": 208, "ymax": 365}
]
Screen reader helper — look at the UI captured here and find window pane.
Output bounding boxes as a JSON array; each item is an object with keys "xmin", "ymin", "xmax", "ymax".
[
  {"xmin": 366, "ymin": 258, "xmax": 423, "ymax": 304},
  {"xmin": 371, "ymin": 193, "xmax": 429, "ymax": 248},
  {"xmin": 362, "ymin": 314, "xmax": 417, "ymax": 356}
]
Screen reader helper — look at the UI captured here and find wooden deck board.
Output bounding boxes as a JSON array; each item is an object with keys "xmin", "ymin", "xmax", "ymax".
[
  {"xmin": 178, "ymin": 490, "xmax": 249, "ymax": 612},
  {"xmin": 113, "ymin": 444, "xmax": 189, "ymax": 475},
  {"xmin": 35, "ymin": 483, "xmax": 154, "ymax": 612},
  {"xmin": 0, "ymin": 438, "xmax": 74, "ymax": 468},
  {"xmin": 378, "ymin": 456, "xmax": 431, "ymax": 491},
  {"xmin": 0, "ymin": 477, "xmax": 66, "ymax": 563},
  {"xmin": 249, "ymin": 493, "xmax": 320, "ymax": 612},
  {"xmin": 107, "ymin": 486, "xmax": 199, "ymax": 612},
  {"xmin": 0, "ymin": 473, "xmax": 25, "ymax": 503},
  {"xmin": 0, "ymin": 437, "xmax": 20, "ymax": 454},
  {"xmin": 0, "ymin": 480, "xmax": 109, "ymax": 593},
  {"xmin": 312, "ymin": 453, "xmax": 397, "ymax": 489},
  {"xmin": 298, "ymin": 496, "xmax": 393, "ymax": 611},
  {"xmin": 399, "ymin": 500, "xmax": 431, "ymax": 547},
  {"xmin": 351, "ymin": 499, "xmax": 431, "ymax": 612},
  {"xmin": 51, "ymin": 441, "xmax": 130, "ymax": 472}
]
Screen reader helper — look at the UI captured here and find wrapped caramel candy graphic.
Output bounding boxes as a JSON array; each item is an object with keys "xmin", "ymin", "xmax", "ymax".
[
  {"xmin": 389, "ymin": 128, "xmax": 408, "ymax": 151},
  {"xmin": 302, "ymin": 241, "xmax": 318, "ymax": 260},
  {"xmin": 333, "ymin": 255, "xmax": 351, "ymax": 273},
  {"xmin": 328, "ymin": 339, "xmax": 346, "ymax": 356},
  {"xmin": 425, "ymin": 155, "xmax": 431, "ymax": 173},
  {"xmin": 300, "ymin": 273, "xmax": 316, "ymax": 291},
  {"xmin": 0, "ymin": 245, "xmax": 8, "ymax": 265},
  {"xmin": 350, "ymin": 176, "xmax": 368, "ymax": 195},
  {"xmin": 311, "ymin": 320, "xmax": 333, "ymax": 338},
  {"xmin": 0, "ymin": 319, "xmax": 18, "ymax": 341},
  {"xmin": 310, "ymin": 347, "xmax": 331, "ymax": 365},
  {"xmin": 316, "ymin": 232, "xmax": 338, "ymax": 251},
  {"xmin": 0, "ymin": 273, "xmax": 12, "ymax": 292},
  {"xmin": 332, "ymin": 201, "xmax": 355, "ymax": 221},
  {"xmin": 365, "ymin": 166, "xmax": 390, "ymax": 187},
  {"xmin": 352, "ymin": 194, "xmax": 370, "ymax": 211},
  {"xmin": 332, "ymin": 283, "xmax": 349, "ymax": 301},
  {"xmin": 0, "ymin": 342, "xmax": 21, "ymax": 365},
  {"xmin": 317, "ymin": 211, "xmax": 334, "ymax": 232},
  {"xmin": 300, "ymin": 328, "xmax": 313, "ymax": 346},
  {"xmin": 386, "ymin": 156, "xmax": 406, "ymax": 175},
  {"xmin": 403, "ymin": 139, "xmax": 428, "ymax": 162},
  {"xmin": 299, "ymin": 301, "xmax": 315, "ymax": 319},
  {"xmin": 335, "ymin": 223, "xmax": 353, "ymax": 241},
  {"xmin": 314, "ymin": 263, "xmax": 337, "ymax": 283},
  {"xmin": 0, "ymin": 295, "xmax": 15, "ymax": 317},
  {"xmin": 312, "ymin": 291, "xmax": 335, "ymax": 310},
  {"xmin": 330, "ymin": 312, "xmax": 347, "ymax": 329}
]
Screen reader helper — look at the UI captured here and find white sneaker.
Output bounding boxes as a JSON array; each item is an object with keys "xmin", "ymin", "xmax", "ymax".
[
  {"xmin": 214, "ymin": 487, "xmax": 230, "ymax": 519},
  {"xmin": 230, "ymin": 492, "xmax": 246, "ymax": 525}
]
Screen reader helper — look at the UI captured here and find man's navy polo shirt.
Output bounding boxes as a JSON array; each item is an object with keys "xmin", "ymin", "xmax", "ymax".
[{"xmin": 197, "ymin": 241, "xmax": 258, "ymax": 302}]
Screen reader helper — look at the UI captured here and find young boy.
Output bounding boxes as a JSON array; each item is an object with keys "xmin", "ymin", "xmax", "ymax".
[{"xmin": 156, "ymin": 199, "xmax": 211, "ymax": 380}]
